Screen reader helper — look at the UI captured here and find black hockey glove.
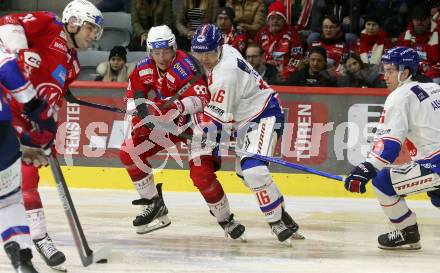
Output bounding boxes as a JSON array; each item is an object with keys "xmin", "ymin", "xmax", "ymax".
[{"xmin": 344, "ymin": 162, "xmax": 377, "ymax": 194}]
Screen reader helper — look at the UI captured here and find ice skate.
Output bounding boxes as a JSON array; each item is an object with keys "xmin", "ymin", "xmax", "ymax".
[
  {"xmin": 4, "ymin": 241, "xmax": 39, "ymax": 273},
  {"xmin": 378, "ymin": 223, "xmax": 421, "ymax": 250},
  {"xmin": 270, "ymin": 220, "xmax": 294, "ymax": 245},
  {"xmin": 33, "ymin": 234, "xmax": 66, "ymax": 272},
  {"xmin": 132, "ymin": 183, "xmax": 171, "ymax": 234},
  {"xmin": 218, "ymin": 214, "xmax": 246, "ymax": 242},
  {"xmin": 282, "ymin": 208, "xmax": 305, "ymax": 240}
]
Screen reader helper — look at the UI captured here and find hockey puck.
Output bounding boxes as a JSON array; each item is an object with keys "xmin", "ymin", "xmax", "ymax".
[{"xmin": 97, "ymin": 258, "xmax": 108, "ymax": 263}]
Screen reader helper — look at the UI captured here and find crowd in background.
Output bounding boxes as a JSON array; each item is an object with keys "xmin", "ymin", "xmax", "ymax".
[{"xmin": 92, "ymin": 0, "xmax": 440, "ymax": 88}]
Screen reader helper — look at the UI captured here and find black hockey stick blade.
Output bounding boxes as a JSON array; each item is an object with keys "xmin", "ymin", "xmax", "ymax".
[
  {"xmin": 66, "ymin": 89, "xmax": 126, "ymax": 114},
  {"xmin": 47, "ymin": 153, "xmax": 112, "ymax": 266}
]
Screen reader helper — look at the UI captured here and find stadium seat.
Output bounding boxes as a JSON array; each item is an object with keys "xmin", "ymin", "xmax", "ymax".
[
  {"xmin": 77, "ymin": 50, "xmax": 109, "ymax": 80},
  {"xmin": 93, "ymin": 12, "xmax": 132, "ymax": 51}
]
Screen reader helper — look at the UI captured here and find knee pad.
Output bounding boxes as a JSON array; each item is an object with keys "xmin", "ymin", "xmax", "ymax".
[
  {"xmin": 427, "ymin": 189, "xmax": 440, "ymax": 208},
  {"xmin": 0, "ymin": 158, "xmax": 22, "ymax": 209},
  {"xmin": 190, "ymin": 159, "xmax": 224, "ymax": 203},
  {"xmin": 372, "ymin": 169, "xmax": 397, "ymax": 196}
]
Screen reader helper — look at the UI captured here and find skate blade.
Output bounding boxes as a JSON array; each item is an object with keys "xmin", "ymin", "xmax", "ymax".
[
  {"xmin": 50, "ymin": 264, "xmax": 67, "ymax": 272},
  {"xmin": 281, "ymin": 238, "xmax": 292, "ymax": 247},
  {"xmin": 136, "ymin": 216, "xmax": 171, "ymax": 234},
  {"xmin": 378, "ymin": 241, "xmax": 421, "ymax": 250},
  {"xmin": 291, "ymin": 231, "xmax": 305, "ymax": 240},
  {"xmin": 227, "ymin": 234, "xmax": 247, "ymax": 242}
]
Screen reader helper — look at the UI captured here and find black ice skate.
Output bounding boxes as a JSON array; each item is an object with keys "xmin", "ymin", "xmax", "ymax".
[
  {"xmin": 218, "ymin": 214, "xmax": 246, "ymax": 241},
  {"xmin": 132, "ymin": 183, "xmax": 171, "ymax": 234},
  {"xmin": 270, "ymin": 220, "xmax": 294, "ymax": 245},
  {"xmin": 33, "ymin": 233, "xmax": 66, "ymax": 272},
  {"xmin": 378, "ymin": 223, "xmax": 421, "ymax": 250},
  {"xmin": 282, "ymin": 208, "xmax": 305, "ymax": 240},
  {"xmin": 4, "ymin": 241, "xmax": 39, "ymax": 273}
]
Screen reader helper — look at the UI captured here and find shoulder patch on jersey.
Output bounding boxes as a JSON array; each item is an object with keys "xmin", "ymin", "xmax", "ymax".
[
  {"xmin": 182, "ymin": 57, "xmax": 197, "ymax": 73},
  {"xmin": 138, "ymin": 68, "xmax": 153, "ymax": 77},
  {"xmin": 410, "ymin": 85, "xmax": 429, "ymax": 102},
  {"xmin": 237, "ymin": 58, "xmax": 251, "ymax": 74},
  {"xmin": 51, "ymin": 64, "xmax": 66, "ymax": 88},
  {"xmin": 172, "ymin": 61, "xmax": 190, "ymax": 80},
  {"xmin": 136, "ymin": 57, "xmax": 152, "ymax": 68}
]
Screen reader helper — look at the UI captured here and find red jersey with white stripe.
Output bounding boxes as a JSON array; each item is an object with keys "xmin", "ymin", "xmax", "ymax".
[
  {"xmin": 125, "ymin": 50, "xmax": 210, "ymax": 111},
  {"xmin": 367, "ymin": 81, "xmax": 440, "ymax": 172},
  {"xmin": 0, "ymin": 12, "xmax": 79, "ymax": 129}
]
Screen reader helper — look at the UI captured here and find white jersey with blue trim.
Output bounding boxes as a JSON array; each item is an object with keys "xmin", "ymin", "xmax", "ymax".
[
  {"xmin": 0, "ymin": 46, "xmax": 35, "ymax": 104},
  {"xmin": 366, "ymin": 81, "xmax": 440, "ymax": 170},
  {"xmin": 204, "ymin": 44, "xmax": 275, "ymax": 129}
]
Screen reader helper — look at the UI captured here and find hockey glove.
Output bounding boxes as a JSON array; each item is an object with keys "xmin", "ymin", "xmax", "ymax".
[
  {"xmin": 156, "ymin": 99, "xmax": 184, "ymax": 116},
  {"xmin": 20, "ymin": 145, "xmax": 49, "ymax": 168},
  {"xmin": 23, "ymin": 98, "xmax": 57, "ymax": 143},
  {"xmin": 344, "ymin": 162, "xmax": 377, "ymax": 193}
]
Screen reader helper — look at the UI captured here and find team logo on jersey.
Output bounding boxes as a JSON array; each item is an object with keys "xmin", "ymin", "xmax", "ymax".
[
  {"xmin": 23, "ymin": 51, "xmax": 41, "ymax": 68},
  {"xmin": 52, "ymin": 64, "xmax": 67, "ymax": 87},
  {"xmin": 173, "ymin": 62, "xmax": 189, "ymax": 80}
]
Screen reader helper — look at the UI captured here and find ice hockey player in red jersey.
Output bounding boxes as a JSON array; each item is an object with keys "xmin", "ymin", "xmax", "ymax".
[
  {"xmin": 0, "ymin": 0, "xmax": 103, "ymax": 270},
  {"xmin": 119, "ymin": 25, "xmax": 245, "ymax": 240}
]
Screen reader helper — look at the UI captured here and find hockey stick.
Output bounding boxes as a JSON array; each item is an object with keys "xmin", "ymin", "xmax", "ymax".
[
  {"xmin": 160, "ymin": 54, "xmax": 205, "ymax": 109},
  {"xmin": 66, "ymin": 55, "xmax": 205, "ymax": 112},
  {"xmin": 60, "ymin": 96, "xmax": 344, "ymax": 181},
  {"xmin": 47, "ymin": 152, "xmax": 111, "ymax": 266}
]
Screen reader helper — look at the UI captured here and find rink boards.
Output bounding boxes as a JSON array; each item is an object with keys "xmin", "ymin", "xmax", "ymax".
[{"xmin": 48, "ymin": 82, "xmax": 427, "ymax": 200}]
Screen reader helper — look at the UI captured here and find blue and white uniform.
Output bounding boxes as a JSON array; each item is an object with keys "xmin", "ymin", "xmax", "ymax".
[
  {"xmin": 0, "ymin": 46, "xmax": 36, "ymax": 249},
  {"xmin": 367, "ymin": 80, "xmax": 440, "ymax": 230},
  {"xmin": 196, "ymin": 39, "xmax": 286, "ymax": 223}
]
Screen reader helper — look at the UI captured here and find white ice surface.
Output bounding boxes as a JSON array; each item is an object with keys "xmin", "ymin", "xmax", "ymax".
[{"xmin": 1, "ymin": 188, "xmax": 439, "ymax": 273}]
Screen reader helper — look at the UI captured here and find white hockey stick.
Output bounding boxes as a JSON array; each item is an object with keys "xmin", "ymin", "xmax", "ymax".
[{"xmin": 47, "ymin": 152, "xmax": 111, "ymax": 266}]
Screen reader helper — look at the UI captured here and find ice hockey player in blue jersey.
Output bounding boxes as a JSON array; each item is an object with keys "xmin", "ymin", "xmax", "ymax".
[
  {"xmin": 0, "ymin": 45, "xmax": 55, "ymax": 272},
  {"xmin": 344, "ymin": 46, "xmax": 440, "ymax": 250}
]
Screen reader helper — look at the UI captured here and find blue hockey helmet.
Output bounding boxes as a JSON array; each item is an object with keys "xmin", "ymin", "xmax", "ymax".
[
  {"xmin": 381, "ymin": 46, "xmax": 420, "ymax": 75},
  {"xmin": 191, "ymin": 24, "xmax": 223, "ymax": 52}
]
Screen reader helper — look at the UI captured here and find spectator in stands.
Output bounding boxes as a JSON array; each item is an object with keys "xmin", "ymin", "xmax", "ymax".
[
  {"xmin": 96, "ymin": 0, "xmax": 131, "ymax": 13},
  {"xmin": 353, "ymin": 13, "xmax": 392, "ymax": 65},
  {"xmin": 176, "ymin": 0, "xmax": 219, "ymax": 51},
  {"xmin": 128, "ymin": 0, "xmax": 173, "ymax": 51},
  {"xmin": 216, "ymin": 6, "xmax": 248, "ymax": 55},
  {"xmin": 337, "ymin": 53, "xmax": 385, "ymax": 88},
  {"xmin": 286, "ymin": 46, "xmax": 337, "ymax": 87},
  {"xmin": 254, "ymin": 1, "xmax": 304, "ymax": 82},
  {"xmin": 399, "ymin": 4, "xmax": 440, "ymax": 82},
  {"xmin": 246, "ymin": 44, "xmax": 280, "ymax": 85},
  {"xmin": 226, "ymin": 0, "xmax": 265, "ymax": 38},
  {"xmin": 308, "ymin": 15, "xmax": 350, "ymax": 70},
  {"xmin": 366, "ymin": 0, "xmax": 410, "ymax": 39},
  {"xmin": 95, "ymin": 46, "xmax": 134, "ymax": 82}
]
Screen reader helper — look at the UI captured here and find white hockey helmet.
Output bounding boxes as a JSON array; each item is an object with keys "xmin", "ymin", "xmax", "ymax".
[
  {"xmin": 146, "ymin": 25, "xmax": 177, "ymax": 53},
  {"xmin": 62, "ymin": 0, "xmax": 104, "ymax": 40}
]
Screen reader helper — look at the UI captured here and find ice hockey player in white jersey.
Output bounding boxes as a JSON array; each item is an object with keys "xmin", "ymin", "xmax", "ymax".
[
  {"xmin": 344, "ymin": 46, "xmax": 440, "ymax": 250},
  {"xmin": 191, "ymin": 24, "xmax": 303, "ymax": 243},
  {"xmin": 0, "ymin": 45, "xmax": 55, "ymax": 272}
]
